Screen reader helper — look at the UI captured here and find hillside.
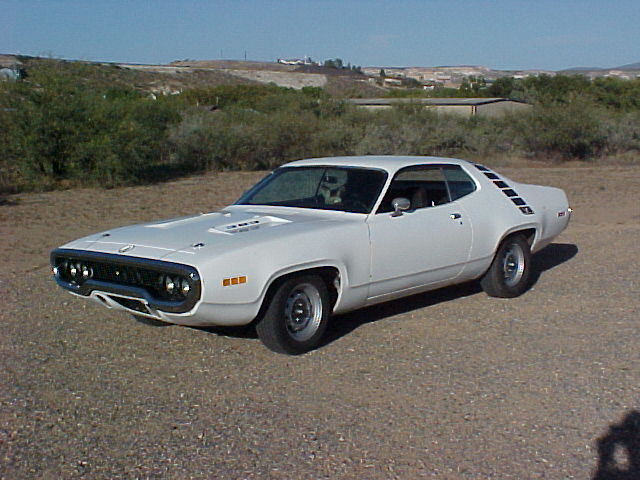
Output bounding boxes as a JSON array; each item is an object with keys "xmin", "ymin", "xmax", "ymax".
[
  {"xmin": 615, "ymin": 61, "xmax": 640, "ymax": 70},
  {"xmin": 5, "ymin": 55, "xmax": 384, "ymax": 97},
  {"xmin": 364, "ymin": 61, "xmax": 640, "ymax": 87},
  {"xmin": 6, "ymin": 54, "xmax": 639, "ymax": 96},
  {"xmin": 559, "ymin": 61, "xmax": 640, "ymax": 77}
]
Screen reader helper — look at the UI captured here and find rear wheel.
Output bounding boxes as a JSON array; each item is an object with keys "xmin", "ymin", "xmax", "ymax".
[
  {"xmin": 256, "ymin": 275, "xmax": 330, "ymax": 354},
  {"xmin": 480, "ymin": 235, "xmax": 532, "ymax": 298}
]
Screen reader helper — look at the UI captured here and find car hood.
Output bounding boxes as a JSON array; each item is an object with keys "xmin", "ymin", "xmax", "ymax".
[{"xmin": 62, "ymin": 206, "xmax": 363, "ymax": 261}]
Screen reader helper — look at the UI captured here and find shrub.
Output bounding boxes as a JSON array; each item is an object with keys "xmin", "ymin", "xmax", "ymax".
[
  {"xmin": 510, "ymin": 99, "xmax": 608, "ymax": 159},
  {"xmin": 3, "ymin": 61, "xmax": 640, "ymax": 194},
  {"xmin": 0, "ymin": 62, "xmax": 180, "ymax": 190},
  {"xmin": 602, "ymin": 111, "xmax": 640, "ymax": 154}
]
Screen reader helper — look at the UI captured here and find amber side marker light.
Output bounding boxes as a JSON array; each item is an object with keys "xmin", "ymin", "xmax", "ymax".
[{"xmin": 223, "ymin": 276, "xmax": 247, "ymax": 287}]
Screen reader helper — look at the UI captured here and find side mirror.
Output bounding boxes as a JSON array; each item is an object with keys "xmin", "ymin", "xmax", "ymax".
[{"xmin": 391, "ymin": 197, "xmax": 411, "ymax": 217}]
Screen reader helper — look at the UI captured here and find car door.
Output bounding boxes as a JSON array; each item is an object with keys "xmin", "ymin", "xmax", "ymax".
[{"xmin": 366, "ymin": 165, "xmax": 473, "ymax": 301}]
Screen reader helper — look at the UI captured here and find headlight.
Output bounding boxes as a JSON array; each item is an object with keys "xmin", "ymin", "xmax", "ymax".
[
  {"xmin": 164, "ymin": 275, "xmax": 176, "ymax": 294},
  {"xmin": 181, "ymin": 278, "xmax": 190, "ymax": 295},
  {"xmin": 63, "ymin": 261, "xmax": 91, "ymax": 283},
  {"xmin": 159, "ymin": 274, "xmax": 192, "ymax": 299},
  {"xmin": 81, "ymin": 264, "xmax": 93, "ymax": 279}
]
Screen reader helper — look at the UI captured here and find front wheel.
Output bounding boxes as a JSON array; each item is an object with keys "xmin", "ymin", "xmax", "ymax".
[
  {"xmin": 480, "ymin": 235, "xmax": 532, "ymax": 298},
  {"xmin": 256, "ymin": 275, "xmax": 330, "ymax": 354}
]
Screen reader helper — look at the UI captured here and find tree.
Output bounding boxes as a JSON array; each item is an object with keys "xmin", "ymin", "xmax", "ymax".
[
  {"xmin": 487, "ymin": 77, "xmax": 516, "ymax": 98},
  {"xmin": 323, "ymin": 58, "xmax": 345, "ymax": 69},
  {"xmin": 0, "ymin": 60, "xmax": 179, "ymax": 188}
]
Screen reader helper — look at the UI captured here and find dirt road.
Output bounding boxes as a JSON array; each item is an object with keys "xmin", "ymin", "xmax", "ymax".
[{"xmin": 1, "ymin": 165, "xmax": 639, "ymax": 479}]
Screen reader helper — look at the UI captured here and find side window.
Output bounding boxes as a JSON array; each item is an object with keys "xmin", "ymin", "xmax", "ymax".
[
  {"xmin": 443, "ymin": 166, "xmax": 477, "ymax": 200},
  {"xmin": 377, "ymin": 166, "xmax": 450, "ymax": 213}
]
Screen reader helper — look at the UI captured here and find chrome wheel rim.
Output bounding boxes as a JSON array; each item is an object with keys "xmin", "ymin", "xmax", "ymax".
[
  {"xmin": 502, "ymin": 243, "xmax": 525, "ymax": 287},
  {"xmin": 284, "ymin": 283, "xmax": 323, "ymax": 341}
]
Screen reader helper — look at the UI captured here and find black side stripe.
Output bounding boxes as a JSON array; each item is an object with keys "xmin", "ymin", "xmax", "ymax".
[{"xmin": 473, "ymin": 164, "xmax": 535, "ymax": 215}]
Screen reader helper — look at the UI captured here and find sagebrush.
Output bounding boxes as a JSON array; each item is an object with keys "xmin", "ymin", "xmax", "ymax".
[{"xmin": 1, "ymin": 63, "xmax": 639, "ymax": 193}]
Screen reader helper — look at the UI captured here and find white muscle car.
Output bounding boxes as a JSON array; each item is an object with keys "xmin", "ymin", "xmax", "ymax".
[{"xmin": 51, "ymin": 156, "xmax": 571, "ymax": 354}]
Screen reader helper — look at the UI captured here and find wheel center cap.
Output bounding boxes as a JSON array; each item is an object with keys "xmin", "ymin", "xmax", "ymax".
[{"xmin": 292, "ymin": 300, "xmax": 309, "ymax": 322}]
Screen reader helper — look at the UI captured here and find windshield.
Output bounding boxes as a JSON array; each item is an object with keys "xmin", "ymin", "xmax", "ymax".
[{"xmin": 236, "ymin": 166, "xmax": 387, "ymax": 214}]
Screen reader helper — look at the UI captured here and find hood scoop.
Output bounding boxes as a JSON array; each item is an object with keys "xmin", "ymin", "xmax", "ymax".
[{"xmin": 209, "ymin": 215, "xmax": 290, "ymax": 235}]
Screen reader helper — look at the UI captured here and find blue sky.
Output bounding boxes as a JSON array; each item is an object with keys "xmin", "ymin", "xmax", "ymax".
[{"xmin": 4, "ymin": 0, "xmax": 639, "ymax": 70}]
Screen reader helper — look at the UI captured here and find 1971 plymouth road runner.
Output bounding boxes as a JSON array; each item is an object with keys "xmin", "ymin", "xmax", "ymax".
[{"xmin": 51, "ymin": 156, "xmax": 571, "ymax": 354}]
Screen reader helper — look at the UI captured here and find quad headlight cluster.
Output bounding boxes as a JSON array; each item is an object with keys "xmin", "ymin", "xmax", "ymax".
[{"xmin": 54, "ymin": 260, "xmax": 94, "ymax": 284}]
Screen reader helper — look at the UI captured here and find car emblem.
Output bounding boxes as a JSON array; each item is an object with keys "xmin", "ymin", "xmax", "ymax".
[{"xmin": 119, "ymin": 244, "xmax": 135, "ymax": 253}]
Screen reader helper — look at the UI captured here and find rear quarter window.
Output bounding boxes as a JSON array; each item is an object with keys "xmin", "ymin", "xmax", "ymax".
[{"xmin": 443, "ymin": 166, "xmax": 477, "ymax": 201}]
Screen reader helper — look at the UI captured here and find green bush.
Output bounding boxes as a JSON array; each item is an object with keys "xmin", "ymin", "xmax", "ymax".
[
  {"xmin": 510, "ymin": 99, "xmax": 608, "ymax": 159},
  {"xmin": 602, "ymin": 111, "xmax": 640, "ymax": 154},
  {"xmin": 352, "ymin": 108, "xmax": 505, "ymax": 157},
  {"xmin": 0, "ymin": 61, "xmax": 180, "ymax": 190}
]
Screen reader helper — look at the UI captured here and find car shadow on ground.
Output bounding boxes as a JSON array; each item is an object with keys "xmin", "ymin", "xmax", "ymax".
[
  {"xmin": 592, "ymin": 410, "xmax": 640, "ymax": 480},
  {"xmin": 197, "ymin": 242, "xmax": 578, "ymax": 346},
  {"xmin": 320, "ymin": 242, "xmax": 578, "ymax": 348}
]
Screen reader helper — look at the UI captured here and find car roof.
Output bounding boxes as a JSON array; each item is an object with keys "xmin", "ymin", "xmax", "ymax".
[{"xmin": 282, "ymin": 155, "xmax": 474, "ymax": 175}]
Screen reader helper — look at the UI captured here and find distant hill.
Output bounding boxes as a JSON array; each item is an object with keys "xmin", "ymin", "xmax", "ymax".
[
  {"xmin": 561, "ymin": 66, "xmax": 605, "ymax": 72},
  {"xmin": 615, "ymin": 62, "xmax": 640, "ymax": 70},
  {"xmin": 562, "ymin": 62, "xmax": 640, "ymax": 72},
  {"xmin": 4, "ymin": 54, "xmax": 639, "ymax": 96},
  {"xmin": 4, "ymin": 55, "xmax": 384, "ymax": 97},
  {"xmin": 558, "ymin": 61, "xmax": 640, "ymax": 79}
]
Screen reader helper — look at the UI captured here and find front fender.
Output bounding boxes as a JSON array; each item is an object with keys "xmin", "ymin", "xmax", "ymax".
[{"xmin": 173, "ymin": 221, "xmax": 371, "ymax": 316}]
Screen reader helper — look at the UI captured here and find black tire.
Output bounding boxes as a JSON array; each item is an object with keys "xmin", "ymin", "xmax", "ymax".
[
  {"xmin": 480, "ymin": 235, "xmax": 532, "ymax": 298},
  {"xmin": 256, "ymin": 274, "xmax": 330, "ymax": 355}
]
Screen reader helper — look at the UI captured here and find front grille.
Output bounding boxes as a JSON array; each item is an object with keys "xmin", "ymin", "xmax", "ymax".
[
  {"xmin": 89, "ymin": 262, "xmax": 162, "ymax": 295},
  {"xmin": 51, "ymin": 249, "xmax": 201, "ymax": 313}
]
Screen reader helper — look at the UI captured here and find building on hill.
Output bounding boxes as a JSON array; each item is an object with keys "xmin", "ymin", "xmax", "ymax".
[
  {"xmin": 0, "ymin": 55, "xmax": 23, "ymax": 80},
  {"xmin": 277, "ymin": 56, "xmax": 316, "ymax": 66},
  {"xmin": 382, "ymin": 77, "xmax": 403, "ymax": 86},
  {"xmin": 348, "ymin": 97, "xmax": 531, "ymax": 117}
]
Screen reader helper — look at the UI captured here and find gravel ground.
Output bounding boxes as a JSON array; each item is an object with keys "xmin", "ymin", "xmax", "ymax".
[{"xmin": 1, "ymin": 165, "xmax": 639, "ymax": 479}]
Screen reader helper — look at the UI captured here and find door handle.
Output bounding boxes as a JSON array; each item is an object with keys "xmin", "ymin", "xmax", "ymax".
[{"xmin": 450, "ymin": 213, "xmax": 462, "ymax": 220}]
